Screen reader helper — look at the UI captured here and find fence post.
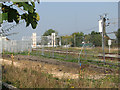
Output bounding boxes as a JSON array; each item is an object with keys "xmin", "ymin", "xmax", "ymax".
[
  {"xmin": 2, "ymin": 48, "xmax": 4, "ymax": 65},
  {"xmin": 79, "ymin": 63, "xmax": 82, "ymax": 78},
  {"xmin": 28, "ymin": 48, "xmax": 30, "ymax": 56},
  {"xmin": 11, "ymin": 54, "xmax": 14, "ymax": 65},
  {"xmin": 52, "ymin": 35, "xmax": 55, "ymax": 58},
  {"xmin": 66, "ymin": 39, "xmax": 68, "ymax": 60},
  {"xmin": 41, "ymin": 36, "xmax": 44, "ymax": 56},
  {"xmin": 84, "ymin": 46, "xmax": 87, "ymax": 60},
  {"xmin": 92, "ymin": 45, "xmax": 95, "ymax": 58},
  {"xmin": 52, "ymin": 43, "xmax": 54, "ymax": 58}
]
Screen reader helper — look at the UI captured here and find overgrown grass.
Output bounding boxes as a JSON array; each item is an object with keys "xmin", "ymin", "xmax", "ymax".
[
  {"xmin": 3, "ymin": 49, "xmax": 119, "ymax": 70},
  {"xmin": 43, "ymin": 47, "xmax": 118, "ymax": 54},
  {"xmin": 2, "ymin": 64, "xmax": 119, "ymax": 88},
  {"xmin": 32, "ymin": 51, "xmax": 119, "ymax": 69}
]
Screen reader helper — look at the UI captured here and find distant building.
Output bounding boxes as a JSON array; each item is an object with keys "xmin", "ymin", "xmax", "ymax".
[{"xmin": 22, "ymin": 33, "xmax": 61, "ymax": 48}]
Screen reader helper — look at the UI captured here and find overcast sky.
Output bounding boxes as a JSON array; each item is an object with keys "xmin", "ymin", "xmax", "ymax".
[{"xmin": 5, "ymin": 2, "xmax": 118, "ymax": 40}]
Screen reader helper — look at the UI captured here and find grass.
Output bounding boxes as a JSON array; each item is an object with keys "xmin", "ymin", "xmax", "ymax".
[
  {"xmin": 32, "ymin": 51, "xmax": 119, "ymax": 69},
  {"xmin": 3, "ymin": 49, "xmax": 119, "ymax": 70},
  {"xmin": 2, "ymin": 61, "xmax": 119, "ymax": 88},
  {"xmin": 43, "ymin": 47, "xmax": 118, "ymax": 54}
]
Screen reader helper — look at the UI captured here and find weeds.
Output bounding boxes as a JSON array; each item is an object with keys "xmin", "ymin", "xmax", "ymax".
[{"xmin": 2, "ymin": 63, "xmax": 119, "ymax": 88}]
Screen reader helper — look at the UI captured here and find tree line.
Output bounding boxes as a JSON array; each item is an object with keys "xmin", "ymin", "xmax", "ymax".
[{"xmin": 43, "ymin": 29, "xmax": 119, "ymax": 47}]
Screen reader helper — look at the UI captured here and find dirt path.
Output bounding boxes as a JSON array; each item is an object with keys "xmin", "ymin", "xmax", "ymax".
[
  {"xmin": 2, "ymin": 57, "xmax": 118, "ymax": 80},
  {"xmin": 3, "ymin": 59, "xmax": 80, "ymax": 79},
  {"xmin": 3, "ymin": 54, "xmax": 117, "ymax": 73}
]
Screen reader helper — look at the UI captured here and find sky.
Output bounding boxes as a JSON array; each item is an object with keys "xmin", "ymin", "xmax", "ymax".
[
  {"xmin": 4, "ymin": 2, "xmax": 118, "ymax": 40},
  {"xmin": 118, "ymin": 2, "xmax": 120, "ymax": 28}
]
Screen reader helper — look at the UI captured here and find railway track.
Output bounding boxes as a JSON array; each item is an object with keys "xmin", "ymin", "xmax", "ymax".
[
  {"xmin": 33, "ymin": 48, "xmax": 120, "ymax": 61},
  {"xmin": 3, "ymin": 54, "xmax": 119, "ymax": 73}
]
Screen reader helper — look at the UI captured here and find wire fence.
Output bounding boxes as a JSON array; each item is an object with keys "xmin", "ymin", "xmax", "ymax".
[
  {"xmin": 32, "ymin": 37, "xmax": 119, "ymax": 68},
  {"xmin": 1, "ymin": 37, "xmax": 32, "ymax": 53},
  {"xmin": 0, "ymin": 35, "xmax": 119, "ymax": 69}
]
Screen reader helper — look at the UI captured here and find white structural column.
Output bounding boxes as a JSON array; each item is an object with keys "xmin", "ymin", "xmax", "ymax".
[
  {"xmin": 51, "ymin": 33, "xmax": 55, "ymax": 47},
  {"xmin": 59, "ymin": 37, "xmax": 61, "ymax": 46},
  {"xmin": 32, "ymin": 33, "xmax": 37, "ymax": 48}
]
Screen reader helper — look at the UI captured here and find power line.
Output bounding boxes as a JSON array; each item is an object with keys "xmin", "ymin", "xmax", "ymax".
[
  {"xmin": 0, "ymin": 20, "xmax": 24, "ymax": 36},
  {"xmin": 2, "ymin": 20, "xmax": 24, "ymax": 32},
  {"xmin": 106, "ymin": 31, "xmax": 117, "ymax": 34},
  {"xmin": 82, "ymin": 26, "xmax": 98, "ymax": 31}
]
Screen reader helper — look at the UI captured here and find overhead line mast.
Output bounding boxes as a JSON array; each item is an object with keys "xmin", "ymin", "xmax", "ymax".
[{"xmin": 99, "ymin": 13, "xmax": 110, "ymax": 65}]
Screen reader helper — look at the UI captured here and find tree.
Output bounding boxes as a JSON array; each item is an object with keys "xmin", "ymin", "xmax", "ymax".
[
  {"xmin": 118, "ymin": 29, "xmax": 120, "ymax": 50},
  {"xmin": 115, "ymin": 29, "xmax": 120, "ymax": 41},
  {"xmin": 1, "ymin": 1, "xmax": 40, "ymax": 29},
  {"xmin": 71, "ymin": 32, "xmax": 84, "ymax": 47},
  {"xmin": 61, "ymin": 35, "xmax": 72, "ymax": 45},
  {"xmin": 43, "ymin": 29, "xmax": 58, "ymax": 36},
  {"xmin": 115, "ymin": 29, "xmax": 120, "ymax": 48},
  {"xmin": 84, "ymin": 34, "xmax": 91, "ymax": 43},
  {"xmin": 89, "ymin": 31, "xmax": 102, "ymax": 47}
]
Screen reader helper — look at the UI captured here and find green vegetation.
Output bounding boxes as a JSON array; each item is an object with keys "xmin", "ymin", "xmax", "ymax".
[
  {"xmin": 86, "ymin": 31, "xmax": 102, "ymax": 46},
  {"xmin": 2, "ymin": 46, "xmax": 119, "ymax": 88},
  {"xmin": 43, "ymin": 29, "xmax": 58, "ymax": 36},
  {"xmin": 2, "ymin": 64, "xmax": 119, "ymax": 88},
  {"xmin": 71, "ymin": 32, "xmax": 84, "ymax": 47},
  {"xmin": 59, "ymin": 30, "xmax": 118, "ymax": 48},
  {"xmin": 1, "ymin": 1, "xmax": 40, "ymax": 29},
  {"xmin": 61, "ymin": 35, "xmax": 72, "ymax": 46},
  {"xmin": 3, "ymin": 47, "xmax": 119, "ymax": 70},
  {"xmin": 117, "ymin": 29, "xmax": 120, "ymax": 50},
  {"xmin": 42, "ymin": 29, "xmax": 118, "ymax": 48}
]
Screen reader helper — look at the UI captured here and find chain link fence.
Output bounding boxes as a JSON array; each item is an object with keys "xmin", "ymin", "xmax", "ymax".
[
  {"xmin": 1, "ymin": 37, "xmax": 32, "ymax": 53},
  {"xmin": 33, "ymin": 37, "xmax": 119, "ymax": 69},
  {"xmin": 0, "ymin": 35, "xmax": 119, "ymax": 69}
]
